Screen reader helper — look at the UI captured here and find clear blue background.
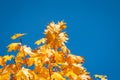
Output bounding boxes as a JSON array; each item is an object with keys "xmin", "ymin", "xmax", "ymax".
[{"xmin": 0, "ymin": 0, "xmax": 120, "ymax": 79}]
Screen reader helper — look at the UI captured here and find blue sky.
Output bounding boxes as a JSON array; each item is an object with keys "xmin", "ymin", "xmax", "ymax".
[{"xmin": 0, "ymin": 0, "xmax": 120, "ymax": 79}]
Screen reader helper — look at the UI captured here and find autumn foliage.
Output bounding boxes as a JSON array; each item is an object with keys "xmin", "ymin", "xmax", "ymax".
[{"xmin": 0, "ymin": 21, "xmax": 107, "ymax": 80}]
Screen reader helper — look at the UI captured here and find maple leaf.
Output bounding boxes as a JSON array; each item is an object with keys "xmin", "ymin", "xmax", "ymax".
[
  {"xmin": 67, "ymin": 54, "xmax": 84, "ymax": 64},
  {"xmin": 54, "ymin": 51, "xmax": 64, "ymax": 64},
  {"xmin": 0, "ymin": 55, "xmax": 14, "ymax": 66},
  {"xmin": 0, "ymin": 72, "xmax": 11, "ymax": 80},
  {"xmin": 95, "ymin": 74, "xmax": 107, "ymax": 80},
  {"xmin": 0, "ymin": 56, "xmax": 5, "ymax": 66},
  {"xmin": 15, "ymin": 67, "xmax": 38, "ymax": 80},
  {"xmin": 35, "ymin": 38, "xmax": 46, "ymax": 45},
  {"xmin": 71, "ymin": 63, "xmax": 85, "ymax": 75},
  {"xmin": 44, "ymin": 22, "xmax": 60, "ymax": 34},
  {"xmin": 61, "ymin": 44, "xmax": 70, "ymax": 53},
  {"xmin": 26, "ymin": 58, "xmax": 34, "ymax": 67},
  {"xmin": 7, "ymin": 43, "xmax": 21, "ymax": 52},
  {"xmin": 11, "ymin": 33, "xmax": 25, "ymax": 40},
  {"xmin": 51, "ymin": 72, "xmax": 65, "ymax": 80},
  {"xmin": 65, "ymin": 71, "xmax": 78, "ymax": 80},
  {"xmin": 3, "ymin": 55, "xmax": 14, "ymax": 62},
  {"xmin": 78, "ymin": 74, "xmax": 92, "ymax": 80},
  {"xmin": 22, "ymin": 45, "xmax": 35, "ymax": 56},
  {"xmin": 58, "ymin": 21, "xmax": 66, "ymax": 30},
  {"xmin": 0, "ymin": 64, "xmax": 15, "ymax": 80},
  {"xmin": 58, "ymin": 32, "xmax": 68, "ymax": 42}
]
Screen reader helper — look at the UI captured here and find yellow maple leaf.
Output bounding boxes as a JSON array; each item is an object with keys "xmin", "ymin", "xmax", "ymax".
[
  {"xmin": 58, "ymin": 32, "xmax": 69, "ymax": 42},
  {"xmin": 0, "ymin": 72, "xmax": 11, "ymax": 80},
  {"xmin": 58, "ymin": 21, "xmax": 67, "ymax": 30},
  {"xmin": 7, "ymin": 43, "xmax": 21, "ymax": 52},
  {"xmin": 78, "ymin": 74, "xmax": 92, "ymax": 80},
  {"xmin": 11, "ymin": 33, "xmax": 25, "ymax": 40},
  {"xmin": 66, "ymin": 54, "xmax": 84, "ymax": 64},
  {"xmin": 65, "ymin": 71, "xmax": 78, "ymax": 80},
  {"xmin": 61, "ymin": 45, "xmax": 70, "ymax": 53},
  {"xmin": 0, "ymin": 55, "xmax": 14, "ymax": 66},
  {"xmin": 35, "ymin": 38, "xmax": 46, "ymax": 45},
  {"xmin": 27, "ymin": 58, "xmax": 34, "ymax": 67},
  {"xmin": 51, "ymin": 72, "xmax": 65, "ymax": 80},
  {"xmin": 15, "ymin": 67, "xmax": 38, "ymax": 80},
  {"xmin": 95, "ymin": 74, "xmax": 107, "ymax": 80},
  {"xmin": 71, "ymin": 63, "xmax": 84, "ymax": 75},
  {"xmin": 0, "ymin": 56, "xmax": 5, "ymax": 66},
  {"xmin": 54, "ymin": 51, "xmax": 64, "ymax": 64},
  {"xmin": 3, "ymin": 55, "xmax": 14, "ymax": 62}
]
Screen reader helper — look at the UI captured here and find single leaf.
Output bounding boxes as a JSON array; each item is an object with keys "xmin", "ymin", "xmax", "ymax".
[
  {"xmin": 51, "ymin": 72, "xmax": 65, "ymax": 80},
  {"xmin": 0, "ymin": 72, "xmax": 11, "ymax": 80},
  {"xmin": 95, "ymin": 74, "xmax": 107, "ymax": 80},
  {"xmin": 7, "ymin": 43, "xmax": 21, "ymax": 52},
  {"xmin": 0, "ymin": 56, "xmax": 5, "ymax": 66},
  {"xmin": 15, "ymin": 67, "xmax": 38, "ymax": 80},
  {"xmin": 11, "ymin": 33, "xmax": 25, "ymax": 40},
  {"xmin": 3, "ymin": 55, "xmax": 14, "ymax": 62},
  {"xmin": 35, "ymin": 38, "xmax": 46, "ymax": 45},
  {"xmin": 65, "ymin": 71, "xmax": 78, "ymax": 80},
  {"xmin": 58, "ymin": 21, "xmax": 66, "ymax": 30}
]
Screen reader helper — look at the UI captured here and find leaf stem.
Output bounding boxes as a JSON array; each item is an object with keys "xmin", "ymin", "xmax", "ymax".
[{"xmin": 20, "ymin": 38, "xmax": 22, "ymax": 44}]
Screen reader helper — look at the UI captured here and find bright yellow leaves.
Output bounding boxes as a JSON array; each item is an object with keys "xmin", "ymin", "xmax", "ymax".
[
  {"xmin": 7, "ymin": 43, "xmax": 21, "ymax": 52},
  {"xmin": 11, "ymin": 33, "xmax": 25, "ymax": 40},
  {"xmin": 44, "ymin": 21, "xmax": 68, "ymax": 49},
  {"xmin": 0, "ymin": 21, "xmax": 106, "ymax": 80}
]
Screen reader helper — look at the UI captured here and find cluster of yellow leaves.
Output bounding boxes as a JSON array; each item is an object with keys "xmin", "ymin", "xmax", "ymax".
[
  {"xmin": 0, "ymin": 21, "xmax": 106, "ymax": 80},
  {"xmin": 44, "ymin": 21, "xmax": 68, "ymax": 49}
]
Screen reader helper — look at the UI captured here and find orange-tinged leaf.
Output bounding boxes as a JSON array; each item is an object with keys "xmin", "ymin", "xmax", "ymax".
[
  {"xmin": 0, "ymin": 72, "xmax": 11, "ymax": 80},
  {"xmin": 65, "ymin": 71, "xmax": 78, "ymax": 80},
  {"xmin": 71, "ymin": 63, "xmax": 84, "ymax": 75},
  {"xmin": 0, "ymin": 56, "xmax": 5, "ymax": 66},
  {"xmin": 15, "ymin": 67, "xmax": 38, "ymax": 80},
  {"xmin": 11, "ymin": 33, "xmax": 25, "ymax": 40},
  {"xmin": 27, "ymin": 58, "xmax": 34, "ymax": 67},
  {"xmin": 54, "ymin": 51, "xmax": 64, "ymax": 64},
  {"xmin": 75, "ymin": 56, "xmax": 84, "ymax": 63}
]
